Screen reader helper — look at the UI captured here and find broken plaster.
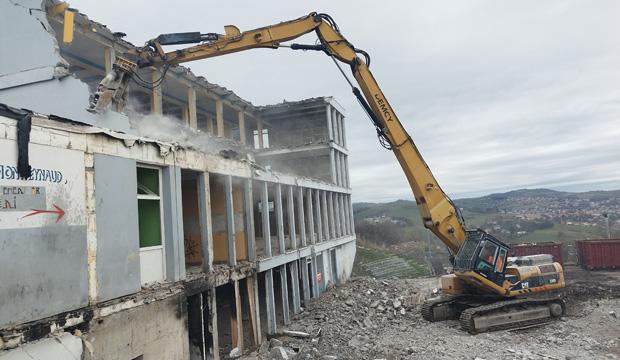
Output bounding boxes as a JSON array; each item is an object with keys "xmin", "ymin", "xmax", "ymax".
[{"xmin": 0, "ymin": 0, "xmax": 130, "ymax": 132}]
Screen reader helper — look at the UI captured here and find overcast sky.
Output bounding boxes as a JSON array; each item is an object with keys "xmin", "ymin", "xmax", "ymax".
[{"xmin": 68, "ymin": 0, "xmax": 620, "ymax": 202}]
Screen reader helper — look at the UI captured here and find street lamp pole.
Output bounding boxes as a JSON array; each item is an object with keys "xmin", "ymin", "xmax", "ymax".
[{"xmin": 602, "ymin": 213, "xmax": 611, "ymax": 239}]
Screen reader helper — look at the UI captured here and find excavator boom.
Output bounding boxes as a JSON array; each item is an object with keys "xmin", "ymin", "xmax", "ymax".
[
  {"xmin": 89, "ymin": 12, "xmax": 466, "ymax": 255},
  {"xmin": 89, "ymin": 15, "xmax": 565, "ymax": 334}
]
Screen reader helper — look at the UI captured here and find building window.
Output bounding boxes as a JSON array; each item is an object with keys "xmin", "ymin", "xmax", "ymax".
[
  {"xmin": 137, "ymin": 167, "xmax": 162, "ymax": 247},
  {"xmin": 137, "ymin": 166, "xmax": 165, "ymax": 284}
]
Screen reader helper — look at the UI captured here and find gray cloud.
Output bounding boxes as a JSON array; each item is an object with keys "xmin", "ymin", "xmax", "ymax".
[{"xmin": 69, "ymin": 0, "xmax": 620, "ymax": 202}]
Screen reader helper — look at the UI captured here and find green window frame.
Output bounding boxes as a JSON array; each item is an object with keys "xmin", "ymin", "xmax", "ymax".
[{"xmin": 137, "ymin": 166, "xmax": 162, "ymax": 248}]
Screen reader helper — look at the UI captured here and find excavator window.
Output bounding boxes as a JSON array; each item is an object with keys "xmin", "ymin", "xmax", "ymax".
[
  {"xmin": 476, "ymin": 241, "xmax": 498, "ymax": 271},
  {"xmin": 495, "ymin": 248, "xmax": 507, "ymax": 272}
]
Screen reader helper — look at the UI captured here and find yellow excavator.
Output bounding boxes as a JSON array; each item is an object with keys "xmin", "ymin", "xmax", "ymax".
[{"xmin": 88, "ymin": 12, "xmax": 566, "ymax": 334}]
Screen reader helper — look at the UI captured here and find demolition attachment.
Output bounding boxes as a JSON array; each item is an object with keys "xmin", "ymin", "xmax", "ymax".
[{"xmin": 87, "ymin": 57, "xmax": 137, "ymax": 113}]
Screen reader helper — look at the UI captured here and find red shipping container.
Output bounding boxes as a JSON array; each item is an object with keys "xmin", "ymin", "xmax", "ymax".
[
  {"xmin": 576, "ymin": 239, "xmax": 620, "ymax": 270},
  {"xmin": 508, "ymin": 242, "xmax": 563, "ymax": 265}
]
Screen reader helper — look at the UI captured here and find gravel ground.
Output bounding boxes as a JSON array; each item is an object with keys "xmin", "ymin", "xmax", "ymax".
[{"xmin": 244, "ymin": 267, "xmax": 620, "ymax": 360}]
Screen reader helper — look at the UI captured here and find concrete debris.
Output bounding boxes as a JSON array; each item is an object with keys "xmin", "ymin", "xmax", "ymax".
[
  {"xmin": 268, "ymin": 346, "xmax": 289, "ymax": 360},
  {"xmin": 278, "ymin": 330, "xmax": 311, "ymax": 339},
  {"xmin": 229, "ymin": 347, "xmax": 242, "ymax": 358},
  {"xmin": 245, "ymin": 270, "xmax": 620, "ymax": 360}
]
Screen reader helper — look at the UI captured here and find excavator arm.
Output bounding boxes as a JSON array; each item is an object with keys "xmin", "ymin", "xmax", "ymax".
[{"xmin": 89, "ymin": 12, "xmax": 466, "ymax": 254}]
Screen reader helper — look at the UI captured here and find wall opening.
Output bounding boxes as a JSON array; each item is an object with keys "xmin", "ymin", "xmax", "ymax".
[
  {"xmin": 181, "ymin": 170, "xmax": 203, "ymax": 270},
  {"xmin": 216, "ymin": 283, "xmax": 235, "ymax": 357},
  {"xmin": 330, "ymin": 248, "xmax": 339, "ymax": 285}
]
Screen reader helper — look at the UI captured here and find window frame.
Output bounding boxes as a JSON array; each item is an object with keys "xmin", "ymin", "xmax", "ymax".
[{"xmin": 136, "ymin": 165, "xmax": 165, "ymax": 251}]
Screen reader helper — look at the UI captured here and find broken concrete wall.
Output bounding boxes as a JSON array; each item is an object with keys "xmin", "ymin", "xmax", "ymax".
[
  {"xmin": 0, "ymin": 333, "xmax": 83, "ymax": 360},
  {"xmin": 0, "ymin": 0, "xmax": 130, "ymax": 132},
  {"xmin": 335, "ymin": 241, "xmax": 356, "ymax": 283},
  {"xmin": 0, "ymin": 138, "xmax": 88, "ymax": 328},
  {"xmin": 83, "ymin": 292, "xmax": 189, "ymax": 360}
]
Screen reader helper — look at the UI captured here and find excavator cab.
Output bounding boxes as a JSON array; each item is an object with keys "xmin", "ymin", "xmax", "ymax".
[{"xmin": 454, "ymin": 230, "xmax": 510, "ymax": 287}]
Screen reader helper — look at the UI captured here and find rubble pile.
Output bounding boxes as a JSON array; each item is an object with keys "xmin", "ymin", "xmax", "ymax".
[{"xmin": 240, "ymin": 270, "xmax": 620, "ymax": 360}]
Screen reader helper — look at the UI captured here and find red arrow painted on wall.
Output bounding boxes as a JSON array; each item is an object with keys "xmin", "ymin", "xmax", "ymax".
[{"xmin": 21, "ymin": 204, "xmax": 66, "ymax": 223}]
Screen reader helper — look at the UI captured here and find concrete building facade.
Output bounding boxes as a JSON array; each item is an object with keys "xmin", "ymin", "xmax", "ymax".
[{"xmin": 0, "ymin": 2, "xmax": 355, "ymax": 359}]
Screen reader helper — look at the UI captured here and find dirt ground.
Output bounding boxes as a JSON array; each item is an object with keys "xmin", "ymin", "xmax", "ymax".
[{"xmin": 245, "ymin": 266, "xmax": 620, "ymax": 360}]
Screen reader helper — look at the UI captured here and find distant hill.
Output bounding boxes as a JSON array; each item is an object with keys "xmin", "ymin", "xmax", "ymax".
[{"xmin": 354, "ymin": 188, "xmax": 620, "ymax": 246}]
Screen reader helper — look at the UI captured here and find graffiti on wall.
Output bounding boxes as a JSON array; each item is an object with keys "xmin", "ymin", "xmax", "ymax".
[
  {"xmin": 0, "ymin": 186, "xmax": 46, "ymax": 211},
  {"xmin": 0, "ymin": 139, "xmax": 85, "ymax": 229}
]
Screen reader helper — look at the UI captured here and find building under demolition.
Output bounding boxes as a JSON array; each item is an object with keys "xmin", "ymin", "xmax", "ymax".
[{"xmin": 0, "ymin": 1, "xmax": 355, "ymax": 359}]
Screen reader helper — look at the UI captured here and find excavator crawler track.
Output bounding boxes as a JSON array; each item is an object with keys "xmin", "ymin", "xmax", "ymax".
[
  {"xmin": 459, "ymin": 297, "xmax": 565, "ymax": 334},
  {"xmin": 421, "ymin": 295, "xmax": 484, "ymax": 322}
]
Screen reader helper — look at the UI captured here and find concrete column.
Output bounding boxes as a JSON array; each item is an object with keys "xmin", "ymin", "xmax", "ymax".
[
  {"xmin": 244, "ymin": 180, "xmax": 256, "ymax": 260},
  {"xmin": 261, "ymin": 181, "xmax": 272, "ymax": 257},
  {"xmin": 306, "ymin": 188, "xmax": 315, "ymax": 244},
  {"xmin": 329, "ymin": 149, "xmax": 337, "ymax": 184},
  {"xmin": 207, "ymin": 116, "xmax": 214, "ymax": 134},
  {"xmin": 151, "ymin": 70, "xmax": 163, "ymax": 114},
  {"xmin": 198, "ymin": 172, "xmax": 214, "ymax": 271},
  {"xmin": 182, "ymin": 106, "xmax": 189, "ymax": 126},
  {"xmin": 265, "ymin": 269, "xmax": 277, "ymax": 335},
  {"xmin": 321, "ymin": 191, "xmax": 329, "ymax": 242},
  {"xmin": 340, "ymin": 153, "xmax": 347, "ymax": 188},
  {"xmin": 104, "ymin": 47, "xmax": 115, "ymax": 73},
  {"xmin": 341, "ymin": 114, "xmax": 347, "ymax": 148},
  {"xmin": 338, "ymin": 114, "xmax": 344, "ymax": 147},
  {"xmin": 225, "ymin": 175, "xmax": 236, "ymax": 266},
  {"xmin": 349, "ymin": 194, "xmax": 356, "ymax": 236},
  {"xmin": 289, "ymin": 261, "xmax": 301, "ymax": 314},
  {"xmin": 334, "ymin": 193, "xmax": 342, "ymax": 238},
  {"xmin": 344, "ymin": 155, "xmax": 351, "ymax": 188},
  {"xmin": 238, "ymin": 111, "xmax": 246, "ymax": 144},
  {"xmin": 341, "ymin": 193, "xmax": 347, "ymax": 236},
  {"xmin": 334, "ymin": 151, "xmax": 341, "ymax": 186},
  {"xmin": 286, "ymin": 185, "xmax": 297, "ymax": 250},
  {"xmin": 331, "ymin": 108, "xmax": 339, "ymax": 145},
  {"xmin": 343, "ymin": 194, "xmax": 351, "ymax": 235},
  {"xmin": 314, "ymin": 189, "xmax": 322, "ymax": 243},
  {"xmin": 257, "ymin": 118, "xmax": 264, "ymax": 149},
  {"xmin": 188, "ymin": 87, "xmax": 198, "ymax": 130},
  {"xmin": 297, "ymin": 187, "xmax": 306, "ymax": 247},
  {"xmin": 216, "ymin": 99, "xmax": 224, "ymax": 137},
  {"xmin": 300, "ymin": 257, "xmax": 311, "ymax": 305},
  {"xmin": 275, "ymin": 183, "xmax": 286, "ymax": 255},
  {"xmin": 208, "ymin": 288, "xmax": 220, "ymax": 360},
  {"xmin": 328, "ymin": 192, "xmax": 336, "ymax": 240},
  {"xmin": 104, "ymin": 48, "xmax": 123, "ymax": 112},
  {"xmin": 280, "ymin": 264, "xmax": 291, "ymax": 325},
  {"xmin": 325, "ymin": 104, "xmax": 334, "ymax": 141},
  {"xmin": 310, "ymin": 251, "xmax": 320, "ymax": 298},
  {"xmin": 249, "ymin": 275, "xmax": 262, "ymax": 345},
  {"xmin": 233, "ymin": 280, "xmax": 244, "ymax": 350}
]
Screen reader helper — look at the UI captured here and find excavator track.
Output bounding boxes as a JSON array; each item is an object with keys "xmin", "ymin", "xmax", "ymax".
[
  {"xmin": 459, "ymin": 297, "xmax": 565, "ymax": 334},
  {"xmin": 421, "ymin": 295, "xmax": 484, "ymax": 322},
  {"xmin": 421, "ymin": 296, "xmax": 458, "ymax": 322}
]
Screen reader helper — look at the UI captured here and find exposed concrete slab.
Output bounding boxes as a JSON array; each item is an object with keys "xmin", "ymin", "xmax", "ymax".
[{"xmin": 0, "ymin": 0, "xmax": 130, "ymax": 132}]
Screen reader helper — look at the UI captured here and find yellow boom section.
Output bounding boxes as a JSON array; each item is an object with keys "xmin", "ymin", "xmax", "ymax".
[{"xmin": 136, "ymin": 12, "xmax": 467, "ymax": 254}]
